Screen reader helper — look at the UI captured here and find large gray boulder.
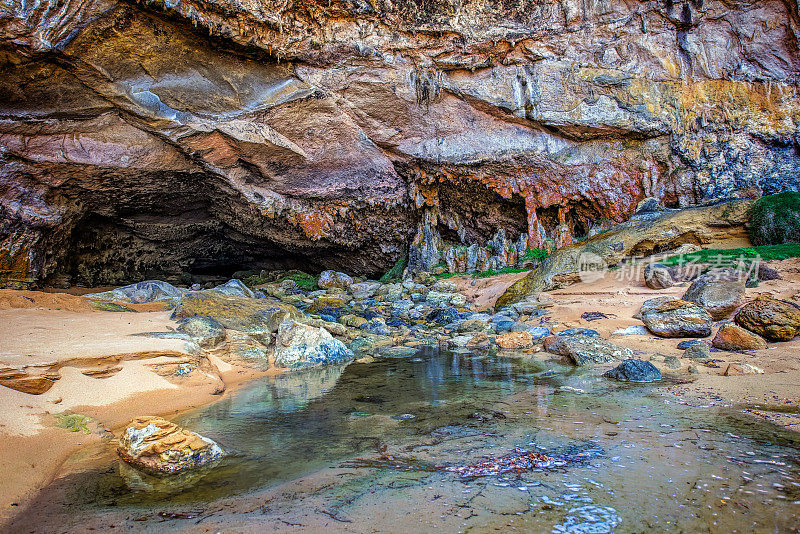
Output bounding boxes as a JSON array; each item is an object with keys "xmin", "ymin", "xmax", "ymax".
[
  {"xmin": 640, "ymin": 299, "xmax": 713, "ymax": 338},
  {"xmin": 682, "ymin": 269, "xmax": 746, "ymax": 320},
  {"xmin": 274, "ymin": 319, "xmax": 354, "ymax": 369}
]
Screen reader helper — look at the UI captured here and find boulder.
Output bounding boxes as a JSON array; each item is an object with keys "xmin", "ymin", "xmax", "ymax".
[
  {"xmin": 318, "ymin": 271, "xmax": 354, "ymax": 290},
  {"xmin": 210, "ymin": 279, "xmax": 255, "ymax": 298},
  {"xmin": 349, "ymin": 281, "xmax": 381, "ymax": 299},
  {"xmin": 604, "ymin": 360, "xmax": 661, "ymax": 382},
  {"xmin": 176, "ymin": 316, "xmax": 226, "ymax": 348},
  {"xmin": 85, "ymin": 280, "xmax": 182, "ymax": 304},
  {"xmin": 543, "ymin": 334, "xmax": 633, "ymax": 365},
  {"xmin": 274, "ymin": 319, "xmax": 354, "ymax": 369},
  {"xmin": 555, "ymin": 328, "xmax": 600, "ymax": 338},
  {"xmin": 117, "ymin": 416, "xmax": 225, "ymax": 474},
  {"xmin": 495, "ymin": 331, "xmax": 534, "ymax": 350},
  {"xmin": 682, "ymin": 269, "xmax": 746, "ymax": 320},
  {"xmin": 723, "ymin": 363, "xmax": 765, "ymax": 376},
  {"xmin": 712, "ymin": 324, "xmax": 767, "ymax": 351},
  {"xmin": 640, "ymin": 299, "xmax": 713, "ymax": 338},
  {"xmin": 171, "ymin": 292, "xmax": 303, "ymax": 334},
  {"xmin": 634, "ymin": 296, "xmax": 680, "ymax": 320},
  {"xmin": 735, "ymin": 295, "xmax": 800, "ymax": 341},
  {"xmin": 456, "ymin": 318, "xmax": 489, "ymax": 333},
  {"xmin": 644, "ymin": 263, "xmax": 674, "ymax": 290},
  {"xmin": 306, "ymin": 295, "xmax": 348, "ymax": 314},
  {"xmin": 683, "ymin": 342, "xmax": 711, "ymax": 360},
  {"xmin": 339, "ymin": 314, "xmax": 368, "ymax": 328}
]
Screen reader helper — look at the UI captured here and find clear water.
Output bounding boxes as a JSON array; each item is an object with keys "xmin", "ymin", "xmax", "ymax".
[{"xmin": 11, "ymin": 348, "xmax": 800, "ymax": 532}]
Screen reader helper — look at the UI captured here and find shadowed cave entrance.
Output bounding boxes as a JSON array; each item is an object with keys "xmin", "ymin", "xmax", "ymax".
[{"xmin": 40, "ymin": 174, "xmax": 410, "ymax": 287}]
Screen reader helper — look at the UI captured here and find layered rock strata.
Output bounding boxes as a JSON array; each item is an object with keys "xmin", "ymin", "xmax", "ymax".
[{"xmin": 1, "ymin": 0, "xmax": 799, "ymax": 286}]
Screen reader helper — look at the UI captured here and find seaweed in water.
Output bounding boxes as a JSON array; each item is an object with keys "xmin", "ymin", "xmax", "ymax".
[{"xmin": 340, "ymin": 446, "xmax": 601, "ymax": 478}]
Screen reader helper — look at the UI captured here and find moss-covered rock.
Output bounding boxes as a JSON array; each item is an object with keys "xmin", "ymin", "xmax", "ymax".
[{"xmin": 748, "ymin": 192, "xmax": 800, "ymax": 246}]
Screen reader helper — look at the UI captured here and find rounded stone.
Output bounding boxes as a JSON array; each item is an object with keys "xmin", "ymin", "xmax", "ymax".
[
  {"xmin": 603, "ymin": 359, "xmax": 662, "ymax": 382},
  {"xmin": 735, "ymin": 295, "xmax": 800, "ymax": 341}
]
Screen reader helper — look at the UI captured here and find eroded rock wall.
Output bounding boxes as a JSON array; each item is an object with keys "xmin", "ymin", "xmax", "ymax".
[{"xmin": 1, "ymin": 0, "xmax": 798, "ymax": 286}]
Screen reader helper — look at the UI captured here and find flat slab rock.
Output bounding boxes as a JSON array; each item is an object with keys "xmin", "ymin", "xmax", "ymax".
[{"xmin": 544, "ymin": 334, "xmax": 633, "ymax": 366}]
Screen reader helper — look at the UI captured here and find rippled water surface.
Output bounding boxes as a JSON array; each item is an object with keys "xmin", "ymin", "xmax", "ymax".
[{"xmin": 13, "ymin": 348, "xmax": 800, "ymax": 532}]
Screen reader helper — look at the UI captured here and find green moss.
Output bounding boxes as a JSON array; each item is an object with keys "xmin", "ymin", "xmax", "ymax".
[
  {"xmin": 244, "ymin": 270, "xmax": 318, "ymax": 291},
  {"xmin": 660, "ymin": 243, "xmax": 800, "ymax": 266},
  {"xmin": 54, "ymin": 413, "xmax": 91, "ymax": 434},
  {"xmin": 91, "ymin": 301, "xmax": 137, "ymax": 312},
  {"xmin": 748, "ymin": 192, "xmax": 800, "ymax": 246},
  {"xmin": 521, "ymin": 247, "xmax": 549, "ymax": 262},
  {"xmin": 379, "ymin": 256, "xmax": 407, "ymax": 283}
]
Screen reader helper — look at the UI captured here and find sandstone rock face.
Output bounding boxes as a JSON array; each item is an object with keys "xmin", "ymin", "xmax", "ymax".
[
  {"xmin": 735, "ymin": 295, "xmax": 800, "ymax": 341},
  {"xmin": 117, "ymin": 416, "xmax": 225, "ymax": 474},
  {"xmin": 1, "ymin": 1, "xmax": 799, "ymax": 287},
  {"xmin": 498, "ymin": 200, "xmax": 753, "ymax": 305}
]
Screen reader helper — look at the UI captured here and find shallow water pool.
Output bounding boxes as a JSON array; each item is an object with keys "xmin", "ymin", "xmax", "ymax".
[{"xmin": 10, "ymin": 348, "xmax": 800, "ymax": 532}]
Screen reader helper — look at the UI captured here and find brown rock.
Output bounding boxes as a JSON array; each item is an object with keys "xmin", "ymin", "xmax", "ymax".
[
  {"xmin": 644, "ymin": 263, "xmax": 674, "ymax": 290},
  {"xmin": 466, "ymin": 332, "xmax": 490, "ymax": 350},
  {"xmin": 117, "ymin": 416, "xmax": 225, "ymax": 474},
  {"xmin": 0, "ymin": 374, "xmax": 58, "ymax": 395},
  {"xmin": 723, "ymin": 363, "xmax": 765, "ymax": 376},
  {"xmin": 712, "ymin": 324, "xmax": 767, "ymax": 351},
  {"xmin": 495, "ymin": 332, "xmax": 534, "ymax": 350},
  {"xmin": 735, "ymin": 295, "xmax": 800, "ymax": 341}
]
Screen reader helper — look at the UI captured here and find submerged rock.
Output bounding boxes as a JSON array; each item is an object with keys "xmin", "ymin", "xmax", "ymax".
[
  {"xmin": 117, "ymin": 416, "xmax": 225, "ymax": 475},
  {"xmin": 735, "ymin": 295, "xmax": 800, "ymax": 341},
  {"xmin": 274, "ymin": 319, "xmax": 354, "ymax": 369},
  {"xmin": 604, "ymin": 360, "xmax": 661, "ymax": 382},
  {"xmin": 640, "ymin": 299, "xmax": 713, "ymax": 338}
]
